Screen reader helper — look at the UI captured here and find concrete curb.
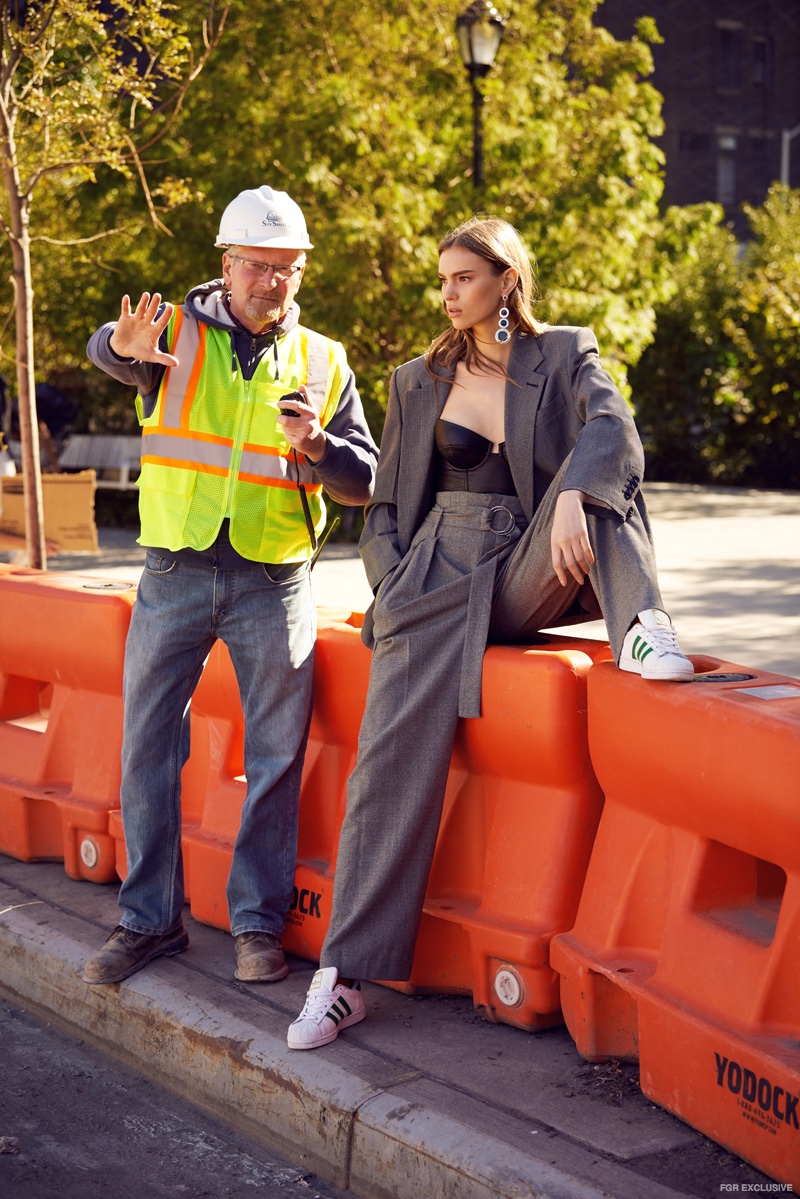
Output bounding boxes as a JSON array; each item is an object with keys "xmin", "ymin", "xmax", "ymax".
[{"xmin": 0, "ymin": 877, "xmax": 693, "ymax": 1199}]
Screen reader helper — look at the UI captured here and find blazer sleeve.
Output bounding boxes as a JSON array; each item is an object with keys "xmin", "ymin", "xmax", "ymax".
[
  {"xmin": 560, "ymin": 327, "xmax": 645, "ymax": 517},
  {"xmin": 357, "ymin": 366, "xmax": 405, "ymax": 592}
]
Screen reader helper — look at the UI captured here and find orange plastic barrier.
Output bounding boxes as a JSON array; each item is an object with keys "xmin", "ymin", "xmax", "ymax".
[
  {"xmin": 0, "ymin": 564, "xmax": 136, "ymax": 882},
  {"xmin": 550, "ymin": 657, "xmax": 800, "ymax": 1187},
  {"xmin": 180, "ymin": 607, "xmax": 612, "ymax": 1031}
]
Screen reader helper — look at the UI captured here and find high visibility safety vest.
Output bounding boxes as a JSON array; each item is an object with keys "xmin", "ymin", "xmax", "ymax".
[{"xmin": 135, "ymin": 309, "xmax": 347, "ymax": 562}]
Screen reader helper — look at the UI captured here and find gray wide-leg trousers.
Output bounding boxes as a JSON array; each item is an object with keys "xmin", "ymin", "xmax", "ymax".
[{"xmin": 322, "ymin": 464, "xmax": 662, "ymax": 980}]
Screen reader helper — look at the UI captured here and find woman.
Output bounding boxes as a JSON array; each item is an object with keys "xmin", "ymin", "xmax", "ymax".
[{"xmin": 288, "ymin": 217, "xmax": 691, "ymax": 1049}]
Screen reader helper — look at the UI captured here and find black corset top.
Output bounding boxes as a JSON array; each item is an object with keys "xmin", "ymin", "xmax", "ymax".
[{"xmin": 435, "ymin": 418, "xmax": 516, "ymax": 495}]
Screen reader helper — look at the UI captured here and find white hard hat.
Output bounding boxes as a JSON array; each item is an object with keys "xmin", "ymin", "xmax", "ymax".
[{"xmin": 215, "ymin": 185, "xmax": 313, "ymax": 250}]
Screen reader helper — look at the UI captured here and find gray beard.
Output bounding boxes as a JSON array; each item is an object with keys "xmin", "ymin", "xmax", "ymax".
[{"xmin": 245, "ymin": 295, "xmax": 283, "ymax": 325}]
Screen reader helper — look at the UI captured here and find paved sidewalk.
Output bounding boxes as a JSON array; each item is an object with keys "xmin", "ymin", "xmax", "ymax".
[
  {"xmin": 0, "ymin": 858, "xmax": 772, "ymax": 1199},
  {"xmin": 1, "ymin": 482, "xmax": 795, "ymax": 1199},
  {"xmin": 48, "ymin": 482, "xmax": 800, "ymax": 678}
]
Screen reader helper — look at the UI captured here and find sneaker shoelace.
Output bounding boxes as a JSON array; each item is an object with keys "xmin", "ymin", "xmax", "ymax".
[
  {"xmin": 646, "ymin": 623, "xmax": 680, "ymax": 653},
  {"xmin": 298, "ymin": 989, "xmax": 338, "ymax": 1022}
]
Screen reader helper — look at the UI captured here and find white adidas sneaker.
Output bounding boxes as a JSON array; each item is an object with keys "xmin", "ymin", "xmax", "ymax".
[
  {"xmin": 287, "ymin": 966, "xmax": 366, "ymax": 1050},
  {"xmin": 619, "ymin": 609, "xmax": 694, "ymax": 681}
]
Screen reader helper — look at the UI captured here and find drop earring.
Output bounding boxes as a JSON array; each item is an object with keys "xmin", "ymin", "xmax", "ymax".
[{"xmin": 495, "ymin": 296, "xmax": 511, "ymax": 344}]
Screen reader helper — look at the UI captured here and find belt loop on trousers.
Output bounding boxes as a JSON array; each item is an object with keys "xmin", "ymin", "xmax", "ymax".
[{"xmin": 429, "ymin": 506, "xmax": 445, "ymax": 536}]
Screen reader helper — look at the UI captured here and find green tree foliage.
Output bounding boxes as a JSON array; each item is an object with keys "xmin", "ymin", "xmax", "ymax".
[
  {"xmin": 12, "ymin": 0, "xmax": 666, "ymax": 438},
  {"xmin": 631, "ymin": 187, "xmax": 800, "ymax": 489},
  {"xmin": 628, "ymin": 203, "xmax": 740, "ymax": 482},
  {"xmin": 716, "ymin": 186, "xmax": 800, "ymax": 488},
  {"xmin": 0, "ymin": 0, "xmax": 227, "ymax": 562},
  {"xmin": 181, "ymin": 0, "xmax": 665, "ymax": 409}
]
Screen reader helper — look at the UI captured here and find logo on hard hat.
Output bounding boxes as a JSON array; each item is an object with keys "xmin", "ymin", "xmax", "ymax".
[{"xmin": 262, "ymin": 209, "xmax": 287, "ymax": 228}]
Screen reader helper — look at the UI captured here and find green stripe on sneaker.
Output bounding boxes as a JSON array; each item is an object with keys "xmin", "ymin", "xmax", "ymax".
[
  {"xmin": 327, "ymin": 998, "xmax": 352, "ymax": 1024},
  {"xmin": 633, "ymin": 635, "xmax": 653, "ymax": 662}
]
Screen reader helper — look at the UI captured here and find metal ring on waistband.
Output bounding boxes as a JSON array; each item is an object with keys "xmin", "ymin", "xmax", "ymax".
[{"xmin": 488, "ymin": 505, "xmax": 516, "ymax": 534}]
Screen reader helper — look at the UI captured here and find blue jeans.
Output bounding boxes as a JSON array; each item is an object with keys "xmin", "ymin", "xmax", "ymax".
[{"xmin": 118, "ymin": 530, "xmax": 315, "ymax": 938}]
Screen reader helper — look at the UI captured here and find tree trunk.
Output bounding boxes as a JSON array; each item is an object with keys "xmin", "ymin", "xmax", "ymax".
[{"xmin": 8, "ymin": 196, "xmax": 46, "ymax": 569}]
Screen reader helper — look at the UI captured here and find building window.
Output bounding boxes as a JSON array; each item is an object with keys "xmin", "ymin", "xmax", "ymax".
[
  {"xmin": 748, "ymin": 135, "xmax": 773, "ymax": 198},
  {"xmin": 679, "ymin": 131, "xmax": 712, "ymax": 153},
  {"xmin": 750, "ymin": 135, "xmax": 769, "ymax": 170},
  {"xmin": 752, "ymin": 37, "xmax": 772, "ymax": 89},
  {"xmin": 717, "ymin": 137, "xmax": 738, "ymax": 205},
  {"xmin": 717, "ymin": 25, "xmax": 743, "ymax": 90}
]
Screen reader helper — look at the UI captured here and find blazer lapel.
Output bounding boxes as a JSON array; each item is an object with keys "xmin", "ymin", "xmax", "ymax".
[
  {"xmin": 433, "ymin": 363, "xmax": 454, "ymax": 417},
  {"xmin": 406, "ymin": 370, "xmax": 450, "ymax": 442},
  {"xmin": 398, "ymin": 363, "xmax": 452, "ymax": 551},
  {"xmin": 505, "ymin": 334, "xmax": 545, "ymax": 520},
  {"xmin": 404, "ymin": 364, "xmax": 452, "ymax": 460}
]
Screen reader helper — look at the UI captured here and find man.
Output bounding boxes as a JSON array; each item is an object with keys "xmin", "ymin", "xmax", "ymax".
[{"xmin": 83, "ymin": 186, "xmax": 377, "ymax": 986}]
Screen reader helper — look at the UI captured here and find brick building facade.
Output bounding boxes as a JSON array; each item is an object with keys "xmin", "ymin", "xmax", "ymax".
[{"xmin": 596, "ymin": 1, "xmax": 800, "ymax": 233}]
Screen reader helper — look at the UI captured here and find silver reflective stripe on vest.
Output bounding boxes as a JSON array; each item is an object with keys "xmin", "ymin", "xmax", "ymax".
[
  {"xmin": 142, "ymin": 432, "xmax": 232, "ymax": 471},
  {"xmin": 239, "ymin": 447, "xmax": 315, "ymax": 484},
  {"xmin": 160, "ymin": 310, "xmax": 202, "ymax": 428},
  {"xmin": 303, "ymin": 331, "xmax": 331, "ymax": 413}
]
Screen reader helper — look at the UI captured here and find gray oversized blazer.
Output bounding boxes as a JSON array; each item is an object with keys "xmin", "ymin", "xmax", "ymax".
[{"xmin": 358, "ymin": 326, "xmax": 649, "ymax": 641}]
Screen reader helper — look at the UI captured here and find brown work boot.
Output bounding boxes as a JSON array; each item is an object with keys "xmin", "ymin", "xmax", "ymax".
[
  {"xmin": 234, "ymin": 932, "xmax": 288, "ymax": 983},
  {"xmin": 83, "ymin": 924, "xmax": 189, "ymax": 985}
]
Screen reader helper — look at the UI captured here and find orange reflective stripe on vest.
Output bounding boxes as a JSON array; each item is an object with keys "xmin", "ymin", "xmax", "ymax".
[{"xmin": 157, "ymin": 310, "xmax": 207, "ymax": 429}]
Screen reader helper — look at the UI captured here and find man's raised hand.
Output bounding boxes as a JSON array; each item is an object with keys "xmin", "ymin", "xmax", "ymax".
[{"xmin": 109, "ymin": 293, "xmax": 179, "ymax": 367}]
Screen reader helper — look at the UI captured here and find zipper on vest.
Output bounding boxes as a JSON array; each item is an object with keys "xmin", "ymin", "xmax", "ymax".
[{"xmin": 224, "ymin": 335, "xmax": 261, "ymax": 519}]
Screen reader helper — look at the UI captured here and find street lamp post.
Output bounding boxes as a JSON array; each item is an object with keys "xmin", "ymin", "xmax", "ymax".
[
  {"xmin": 456, "ymin": 1, "xmax": 506, "ymax": 189},
  {"xmin": 780, "ymin": 123, "xmax": 800, "ymax": 186}
]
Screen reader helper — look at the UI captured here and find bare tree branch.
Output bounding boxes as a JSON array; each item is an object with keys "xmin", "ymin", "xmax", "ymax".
[
  {"xmin": 124, "ymin": 133, "xmax": 173, "ymax": 237},
  {"xmin": 24, "ymin": 158, "xmax": 110, "ymax": 193},
  {"xmin": 91, "ymin": 257, "xmax": 125, "ymax": 275},
  {"xmin": 0, "ymin": 299, "xmax": 16, "ymax": 359},
  {"xmin": 32, "ymin": 225, "xmax": 132, "ymax": 246},
  {"xmin": 129, "ymin": 4, "xmax": 230, "ymax": 149},
  {"xmin": 17, "ymin": 45, "xmax": 56, "ymax": 102},
  {"xmin": 322, "ymin": 25, "xmax": 342, "ymax": 74},
  {"xmin": 26, "ymin": 0, "xmax": 62, "ymax": 46},
  {"xmin": 1, "ymin": 4, "xmax": 25, "ymax": 69}
]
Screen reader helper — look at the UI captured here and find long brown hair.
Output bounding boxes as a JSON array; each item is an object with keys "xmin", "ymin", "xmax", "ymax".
[{"xmin": 425, "ymin": 217, "xmax": 548, "ymax": 381}]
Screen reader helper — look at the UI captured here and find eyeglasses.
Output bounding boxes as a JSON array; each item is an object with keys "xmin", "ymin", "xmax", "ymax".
[{"xmin": 227, "ymin": 253, "xmax": 304, "ymax": 281}]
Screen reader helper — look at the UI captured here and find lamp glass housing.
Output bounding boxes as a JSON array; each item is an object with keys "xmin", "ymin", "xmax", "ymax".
[{"xmin": 457, "ymin": 2, "xmax": 505, "ymax": 73}]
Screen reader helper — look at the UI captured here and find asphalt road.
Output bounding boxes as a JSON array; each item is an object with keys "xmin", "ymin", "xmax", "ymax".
[{"xmin": 0, "ymin": 998, "xmax": 353, "ymax": 1199}]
